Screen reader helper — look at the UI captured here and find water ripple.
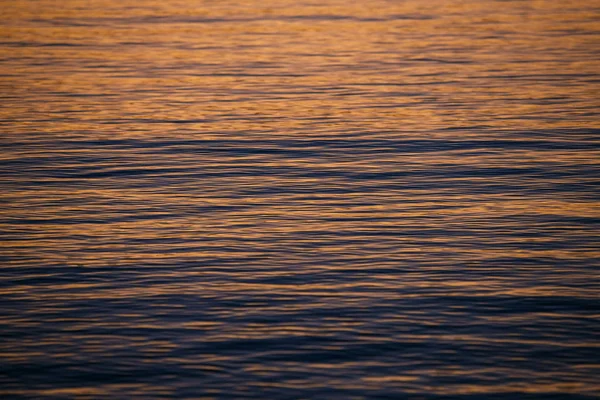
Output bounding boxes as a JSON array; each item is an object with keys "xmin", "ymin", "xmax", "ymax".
[{"xmin": 1, "ymin": 0, "xmax": 599, "ymax": 398}]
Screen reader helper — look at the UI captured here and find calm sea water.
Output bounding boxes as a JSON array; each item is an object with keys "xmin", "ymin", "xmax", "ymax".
[{"xmin": 1, "ymin": 0, "xmax": 599, "ymax": 398}]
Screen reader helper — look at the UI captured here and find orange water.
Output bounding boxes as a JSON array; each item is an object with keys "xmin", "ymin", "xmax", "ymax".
[{"xmin": 1, "ymin": 0, "xmax": 599, "ymax": 398}]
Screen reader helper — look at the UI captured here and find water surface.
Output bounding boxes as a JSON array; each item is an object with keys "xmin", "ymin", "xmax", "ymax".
[{"xmin": 1, "ymin": 0, "xmax": 599, "ymax": 398}]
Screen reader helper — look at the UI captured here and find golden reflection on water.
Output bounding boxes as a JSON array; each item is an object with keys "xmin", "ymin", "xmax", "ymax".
[
  {"xmin": 1, "ymin": 0, "xmax": 599, "ymax": 398},
  {"xmin": 1, "ymin": 0, "xmax": 599, "ymax": 134}
]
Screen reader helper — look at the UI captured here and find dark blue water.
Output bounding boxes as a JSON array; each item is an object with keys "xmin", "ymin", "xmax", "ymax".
[{"xmin": 1, "ymin": 0, "xmax": 599, "ymax": 398}]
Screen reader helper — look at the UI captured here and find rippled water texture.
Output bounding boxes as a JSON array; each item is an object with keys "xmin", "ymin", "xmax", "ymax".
[{"xmin": 1, "ymin": 0, "xmax": 599, "ymax": 398}]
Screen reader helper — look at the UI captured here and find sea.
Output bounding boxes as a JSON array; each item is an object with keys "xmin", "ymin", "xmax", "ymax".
[{"xmin": 0, "ymin": 0, "xmax": 599, "ymax": 398}]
